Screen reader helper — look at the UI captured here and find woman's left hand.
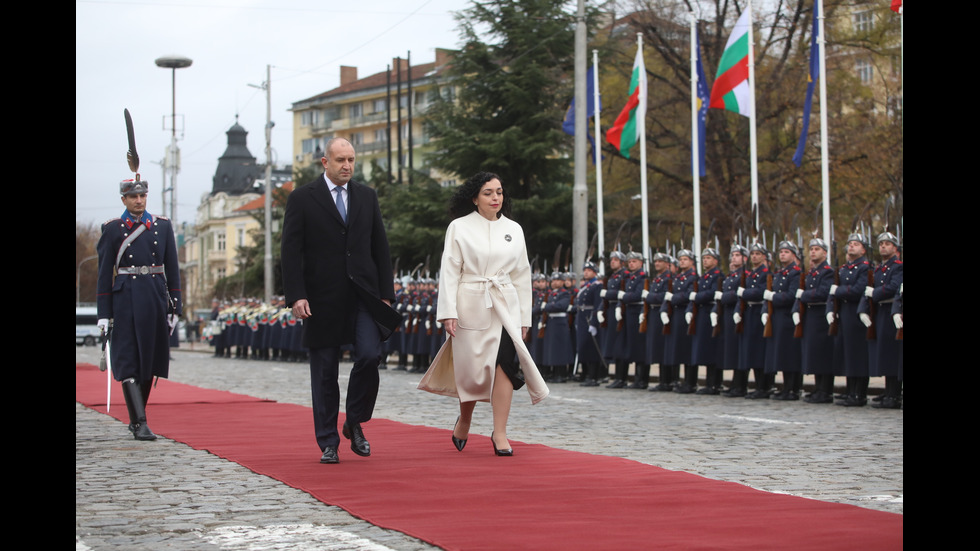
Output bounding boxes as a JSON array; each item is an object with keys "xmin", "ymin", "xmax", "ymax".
[
  {"xmin": 442, "ymin": 319, "xmax": 457, "ymax": 338},
  {"xmin": 522, "ymin": 326, "xmax": 529, "ymax": 340}
]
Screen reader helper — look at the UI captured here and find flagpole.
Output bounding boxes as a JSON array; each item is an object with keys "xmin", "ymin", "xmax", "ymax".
[
  {"xmin": 572, "ymin": 0, "xmax": 588, "ymax": 274},
  {"xmin": 690, "ymin": 13, "xmax": 702, "ymax": 272},
  {"xmin": 593, "ymin": 49, "xmax": 605, "ymax": 273},
  {"xmin": 747, "ymin": 0, "xmax": 759, "ymax": 228},
  {"xmin": 817, "ymin": 0, "xmax": 831, "ymax": 241},
  {"xmin": 637, "ymin": 32, "xmax": 650, "ymax": 273}
]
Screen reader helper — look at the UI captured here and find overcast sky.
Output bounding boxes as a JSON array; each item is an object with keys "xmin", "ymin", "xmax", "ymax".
[{"xmin": 76, "ymin": 0, "xmax": 473, "ymax": 227}]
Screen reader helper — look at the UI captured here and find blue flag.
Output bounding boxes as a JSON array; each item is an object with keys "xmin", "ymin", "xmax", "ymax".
[
  {"xmin": 694, "ymin": 29, "xmax": 709, "ymax": 178},
  {"xmin": 563, "ymin": 66, "xmax": 603, "ymax": 164},
  {"xmin": 793, "ymin": 0, "xmax": 820, "ymax": 167}
]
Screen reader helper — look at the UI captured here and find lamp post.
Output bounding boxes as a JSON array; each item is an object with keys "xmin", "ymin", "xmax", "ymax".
[{"xmin": 154, "ymin": 55, "xmax": 192, "ymax": 233}]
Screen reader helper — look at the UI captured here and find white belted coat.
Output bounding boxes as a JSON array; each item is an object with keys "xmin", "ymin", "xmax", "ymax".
[{"xmin": 418, "ymin": 212, "xmax": 550, "ymax": 404}]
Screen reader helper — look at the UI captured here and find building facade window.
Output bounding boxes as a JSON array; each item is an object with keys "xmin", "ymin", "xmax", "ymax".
[
  {"xmin": 856, "ymin": 58, "xmax": 873, "ymax": 84},
  {"xmin": 216, "ymin": 231, "xmax": 226, "ymax": 252},
  {"xmin": 853, "ymin": 10, "xmax": 873, "ymax": 33},
  {"xmin": 349, "ymin": 103, "xmax": 363, "ymax": 118},
  {"xmin": 300, "ymin": 110, "xmax": 319, "ymax": 127},
  {"xmin": 373, "ymin": 98, "xmax": 387, "ymax": 113}
]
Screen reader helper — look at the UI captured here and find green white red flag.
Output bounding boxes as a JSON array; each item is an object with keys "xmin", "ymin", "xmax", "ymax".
[
  {"xmin": 606, "ymin": 44, "xmax": 647, "ymax": 158},
  {"xmin": 710, "ymin": 9, "xmax": 752, "ymax": 117}
]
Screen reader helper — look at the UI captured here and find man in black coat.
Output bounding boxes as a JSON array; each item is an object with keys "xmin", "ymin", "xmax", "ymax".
[{"xmin": 281, "ymin": 138, "xmax": 396, "ymax": 464}]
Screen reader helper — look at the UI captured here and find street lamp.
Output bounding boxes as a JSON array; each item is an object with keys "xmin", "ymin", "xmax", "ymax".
[{"xmin": 154, "ymin": 54, "xmax": 192, "ymax": 233}]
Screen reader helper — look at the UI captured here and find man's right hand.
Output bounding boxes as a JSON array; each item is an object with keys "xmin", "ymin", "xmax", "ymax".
[
  {"xmin": 292, "ymin": 299, "xmax": 312, "ymax": 319},
  {"xmin": 97, "ymin": 318, "xmax": 109, "ymax": 332}
]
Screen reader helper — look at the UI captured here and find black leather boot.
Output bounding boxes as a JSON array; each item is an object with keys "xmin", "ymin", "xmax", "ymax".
[{"xmin": 122, "ymin": 378, "xmax": 157, "ymax": 441}]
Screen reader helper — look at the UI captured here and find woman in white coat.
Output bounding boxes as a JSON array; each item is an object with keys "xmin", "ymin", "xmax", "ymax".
[{"xmin": 418, "ymin": 172, "xmax": 549, "ymax": 455}]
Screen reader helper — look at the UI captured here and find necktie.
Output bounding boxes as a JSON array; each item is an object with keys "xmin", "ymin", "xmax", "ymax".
[{"xmin": 334, "ymin": 186, "xmax": 347, "ymax": 223}]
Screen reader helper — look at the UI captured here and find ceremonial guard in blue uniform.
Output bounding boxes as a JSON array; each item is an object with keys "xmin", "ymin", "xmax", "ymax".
[
  {"xmin": 600, "ymin": 252, "xmax": 629, "ymax": 387},
  {"xmin": 861, "ymin": 232, "xmax": 903, "ymax": 409},
  {"xmin": 96, "ymin": 179, "xmax": 181, "ymax": 440},
  {"xmin": 529, "ymin": 274, "xmax": 548, "ymax": 367},
  {"xmin": 575, "ymin": 263, "xmax": 604, "ymax": 386},
  {"xmin": 728, "ymin": 243, "xmax": 769, "ymax": 398},
  {"xmin": 621, "ymin": 253, "xmax": 648, "ymax": 388},
  {"xmin": 689, "ymin": 248, "xmax": 723, "ymax": 394},
  {"xmin": 542, "ymin": 273, "xmax": 574, "ymax": 382},
  {"xmin": 644, "ymin": 253, "xmax": 673, "ymax": 391},
  {"xmin": 827, "ymin": 234, "xmax": 872, "ymax": 407},
  {"xmin": 794, "ymin": 238, "xmax": 836, "ymax": 403},
  {"xmin": 662, "ymin": 250, "xmax": 697, "ymax": 393},
  {"xmin": 764, "ymin": 241, "xmax": 803, "ymax": 400},
  {"xmin": 716, "ymin": 247, "xmax": 749, "ymax": 395}
]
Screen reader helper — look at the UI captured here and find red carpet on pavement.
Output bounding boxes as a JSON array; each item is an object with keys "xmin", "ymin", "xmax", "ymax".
[{"xmin": 77, "ymin": 363, "xmax": 902, "ymax": 550}]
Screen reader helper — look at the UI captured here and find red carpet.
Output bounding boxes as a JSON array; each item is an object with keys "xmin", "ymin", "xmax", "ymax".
[{"xmin": 77, "ymin": 363, "xmax": 902, "ymax": 550}]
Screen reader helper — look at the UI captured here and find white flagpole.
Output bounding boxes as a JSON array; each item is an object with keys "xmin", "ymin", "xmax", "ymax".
[
  {"xmin": 817, "ymin": 0, "xmax": 831, "ymax": 241},
  {"xmin": 637, "ymin": 33, "xmax": 650, "ymax": 273},
  {"xmin": 593, "ymin": 49, "xmax": 605, "ymax": 273},
  {"xmin": 747, "ymin": 0, "xmax": 759, "ymax": 227},
  {"xmin": 691, "ymin": 13, "xmax": 703, "ymax": 271}
]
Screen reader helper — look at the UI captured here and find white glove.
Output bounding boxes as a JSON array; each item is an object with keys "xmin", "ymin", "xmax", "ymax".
[
  {"xmin": 97, "ymin": 318, "xmax": 109, "ymax": 332},
  {"xmin": 426, "ymin": 305, "xmax": 433, "ymax": 312},
  {"xmin": 597, "ymin": 310, "xmax": 605, "ymax": 324},
  {"xmin": 761, "ymin": 312, "xmax": 769, "ymax": 326},
  {"xmin": 737, "ymin": 287, "xmax": 745, "ymax": 297},
  {"xmin": 168, "ymin": 314, "xmax": 179, "ymax": 334},
  {"xmin": 660, "ymin": 312, "xmax": 670, "ymax": 325},
  {"xmin": 710, "ymin": 312, "xmax": 718, "ymax": 327},
  {"xmin": 826, "ymin": 312, "xmax": 835, "ymax": 326},
  {"xmin": 685, "ymin": 312, "xmax": 693, "ymax": 324},
  {"xmin": 615, "ymin": 307, "xmax": 622, "ymax": 322},
  {"xmin": 864, "ymin": 286, "xmax": 874, "ymax": 298},
  {"xmin": 733, "ymin": 312, "xmax": 742, "ymax": 324},
  {"xmin": 893, "ymin": 313, "xmax": 903, "ymax": 329},
  {"xmin": 600, "ymin": 289, "xmax": 607, "ymax": 298},
  {"xmin": 763, "ymin": 290, "xmax": 774, "ymax": 301},
  {"xmin": 638, "ymin": 313, "xmax": 645, "ymax": 325},
  {"xmin": 714, "ymin": 291, "xmax": 723, "ymax": 301},
  {"xmin": 425, "ymin": 320, "xmax": 431, "ymax": 330},
  {"xmin": 436, "ymin": 320, "xmax": 442, "ymax": 328},
  {"xmin": 795, "ymin": 289, "xmax": 804, "ymax": 299},
  {"xmin": 641, "ymin": 289, "xmax": 649, "ymax": 299},
  {"xmin": 664, "ymin": 292, "xmax": 674, "ymax": 301},
  {"xmin": 589, "ymin": 325, "xmax": 598, "ymax": 336},
  {"xmin": 617, "ymin": 290, "xmax": 626, "ymax": 300},
  {"xmin": 792, "ymin": 312, "xmax": 800, "ymax": 326},
  {"xmin": 860, "ymin": 313, "xmax": 872, "ymax": 327},
  {"xmin": 829, "ymin": 284, "xmax": 838, "ymax": 296},
  {"xmin": 689, "ymin": 292, "xmax": 697, "ymax": 302},
  {"xmin": 538, "ymin": 321, "xmax": 544, "ymax": 330}
]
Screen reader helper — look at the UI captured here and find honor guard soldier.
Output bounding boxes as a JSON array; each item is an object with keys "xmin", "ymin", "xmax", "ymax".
[
  {"xmin": 661, "ymin": 250, "xmax": 697, "ymax": 393},
  {"xmin": 529, "ymin": 273, "xmax": 548, "ymax": 366},
  {"xmin": 717, "ymin": 246, "xmax": 750, "ymax": 395},
  {"xmin": 96, "ymin": 179, "xmax": 181, "ymax": 440},
  {"xmin": 621, "ymin": 253, "xmax": 648, "ymax": 388},
  {"xmin": 542, "ymin": 272, "xmax": 574, "ymax": 382},
  {"xmin": 576, "ymin": 262, "xmax": 604, "ymax": 386},
  {"xmin": 794, "ymin": 238, "xmax": 836, "ymax": 403},
  {"xmin": 861, "ymin": 232, "xmax": 903, "ymax": 409},
  {"xmin": 644, "ymin": 253, "xmax": 674, "ymax": 391},
  {"xmin": 600, "ymin": 252, "xmax": 629, "ymax": 387},
  {"xmin": 689, "ymin": 247, "xmax": 724, "ymax": 394},
  {"xmin": 764, "ymin": 241, "xmax": 803, "ymax": 400},
  {"xmin": 729, "ymin": 243, "xmax": 770, "ymax": 398},
  {"xmin": 827, "ymin": 233, "xmax": 872, "ymax": 406}
]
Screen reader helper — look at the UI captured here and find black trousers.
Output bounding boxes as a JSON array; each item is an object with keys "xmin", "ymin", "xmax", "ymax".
[{"xmin": 309, "ymin": 301, "xmax": 382, "ymax": 451}]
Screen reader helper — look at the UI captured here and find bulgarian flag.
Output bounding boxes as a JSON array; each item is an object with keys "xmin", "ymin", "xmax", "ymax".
[
  {"xmin": 710, "ymin": 9, "xmax": 753, "ymax": 117},
  {"xmin": 606, "ymin": 44, "xmax": 647, "ymax": 159}
]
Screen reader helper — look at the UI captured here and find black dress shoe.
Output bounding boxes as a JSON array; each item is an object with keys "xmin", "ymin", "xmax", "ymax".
[
  {"xmin": 872, "ymin": 396, "xmax": 902, "ymax": 409},
  {"xmin": 342, "ymin": 421, "xmax": 371, "ymax": 457},
  {"xmin": 579, "ymin": 379, "xmax": 599, "ymax": 387},
  {"xmin": 452, "ymin": 417, "xmax": 467, "ymax": 452},
  {"xmin": 721, "ymin": 387, "xmax": 746, "ymax": 397},
  {"xmin": 320, "ymin": 446, "xmax": 339, "ymax": 464},
  {"xmin": 606, "ymin": 379, "xmax": 626, "ymax": 389},
  {"xmin": 836, "ymin": 395, "xmax": 867, "ymax": 407},
  {"xmin": 696, "ymin": 386, "xmax": 720, "ymax": 395},
  {"xmin": 650, "ymin": 382, "xmax": 674, "ymax": 392},
  {"xmin": 673, "ymin": 383, "xmax": 696, "ymax": 394},
  {"xmin": 745, "ymin": 389, "xmax": 772, "ymax": 399},
  {"xmin": 491, "ymin": 432, "xmax": 513, "ymax": 456},
  {"xmin": 804, "ymin": 391, "xmax": 833, "ymax": 404},
  {"xmin": 772, "ymin": 390, "xmax": 799, "ymax": 401}
]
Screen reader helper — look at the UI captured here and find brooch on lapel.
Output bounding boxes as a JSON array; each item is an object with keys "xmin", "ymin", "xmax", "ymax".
[{"xmin": 504, "ymin": 234, "xmax": 512, "ymax": 242}]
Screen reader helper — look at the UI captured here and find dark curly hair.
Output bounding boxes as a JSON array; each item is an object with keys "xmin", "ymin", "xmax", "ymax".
[{"xmin": 448, "ymin": 171, "xmax": 512, "ymax": 220}]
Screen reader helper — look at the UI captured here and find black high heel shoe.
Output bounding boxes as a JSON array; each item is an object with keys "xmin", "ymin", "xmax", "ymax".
[
  {"xmin": 452, "ymin": 417, "xmax": 467, "ymax": 452},
  {"xmin": 491, "ymin": 432, "xmax": 513, "ymax": 456}
]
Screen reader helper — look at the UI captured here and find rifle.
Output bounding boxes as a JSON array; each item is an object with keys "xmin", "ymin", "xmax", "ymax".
[
  {"xmin": 538, "ymin": 292, "xmax": 549, "ymax": 339},
  {"xmin": 763, "ymin": 272, "xmax": 774, "ymax": 338},
  {"xmin": 639, "ymin": 277, "xmax": 650, "ymax": 333},
  {"xmin": 712, "ymin": 272, "xmax": 724, "ymax": 337},
  {"xmin": 687, "ymin": 277, "xmax": 699, "ymax": 336},
  {"xmin": 615, "ymin": 274, "xmax": 627, "ymax": 332},
  {"xmin": 793, "ymin": 268, "xmax": 806, "ymax": 338},
  {"xmin": 828, "ymin": 268, "xmax": 840, "ymax": 336},
  {"xmin": 866, "ymin": 264, "xmax": 877, "ymax": 340}
]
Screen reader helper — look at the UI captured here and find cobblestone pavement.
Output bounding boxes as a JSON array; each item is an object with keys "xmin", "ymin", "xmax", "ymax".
[{"xmin": 76, "ymin": 346, "xmax": 902, "ymax": 550}]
